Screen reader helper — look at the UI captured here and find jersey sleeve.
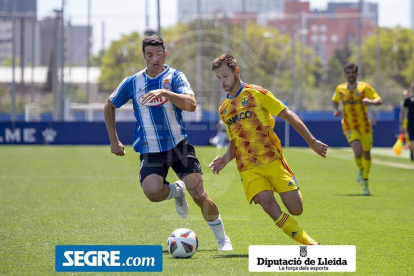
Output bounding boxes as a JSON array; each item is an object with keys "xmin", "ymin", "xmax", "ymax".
[
  {"xmin": 109, "ymin": 76, "xmax": 134, "ymax": 108},
  {"xmin": 332, "ymin": 86, "xmax": 341, "ymax": 103},
  {"xmin": 172, "ymin": 72, "xmax": 194, "ymax": 95},
  {"xmin": 257, "ymin": 91, "xmax": 286, "ymax": 117},
  {"xmin": 365, "ymin": 83, "xmax": 381, "ymax": 100}
]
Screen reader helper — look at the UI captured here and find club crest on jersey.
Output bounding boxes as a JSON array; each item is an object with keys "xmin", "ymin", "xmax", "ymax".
[
  {"xmin": 163, "ymin": 79, "xmax": 171, "ymax": 90},
  {"xmin": 241, "ymin": 96, "xmax": 249, "ymax": 107},
  {"xmin": 355, "ymin": 92, "xmax": 360, "ymax": 97},
  {"xmin": 138, "ymin": 95, "xmax": 168, "ymax": 106}
]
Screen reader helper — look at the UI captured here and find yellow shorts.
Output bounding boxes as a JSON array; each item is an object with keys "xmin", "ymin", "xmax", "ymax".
[
  {"xmin": 344, "ymin": 129, "xmax": 373, "ymax": 151},
  {"xmin": 239, "ymin": 157, "xmax": 298, "ymax": 204}
]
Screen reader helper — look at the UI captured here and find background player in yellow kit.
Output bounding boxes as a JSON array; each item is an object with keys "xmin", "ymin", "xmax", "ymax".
[
  {"xmin": 208, "ymin": 53, "xmax": 328, "ymax": 245},
  {"xmin": 332, "ymin": 63, "xmax": 382, "ymax": 195}
]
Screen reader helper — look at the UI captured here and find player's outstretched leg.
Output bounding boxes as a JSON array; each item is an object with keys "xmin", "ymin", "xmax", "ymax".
[
  {"xmin": 166, "ymin": 180, "xmax": 189, "ymax": 219},
  {"xmin": 142, "ymin": 175, "xmax": 189, "ymax": 218},
  {"xmin": 254, "ymin": 190, "xmax": 319, "ymax": 245},
  {"xmin": 182, "ymin": 173, "xmax": 232, "ymax": 251},
  {"xmin": 275, "ymin": 212, "xmax": 319, "ymax": 245}
]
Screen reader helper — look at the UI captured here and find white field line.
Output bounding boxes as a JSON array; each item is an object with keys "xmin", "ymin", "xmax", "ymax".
[{"xmin": 288, "ymin": 148, "xmax": 414, "ymax": 171}]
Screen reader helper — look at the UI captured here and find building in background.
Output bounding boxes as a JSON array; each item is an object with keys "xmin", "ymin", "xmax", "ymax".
[
  {"xmin": 317, "ymin": 1, "xmax": 378, "ymax": 24},
  {"xmin": 178, "ymin": 0, "xmax": 285, "ymax": 21},
  {"xmin": 267, "ymin": 0, "xmax": 377, "ymax": 68},
  {"xmin": 67, "ymin": 24, "xmax": 91, "ymax": 66},
  {"xmin": 39, "ymin": 17, "xmax": 92, "ymax": 67},
  {"xmin": 0, "ymin": 0, "xmax": 36, "ymax": 14},
  {"xmin": 0, "ymin": 0, "xmax": 38, "ymax": 65},
  {"xmin": 0, "ymin": 0, "xmax": 91, "ymax": 67},
  {"xmin": 411, "ymin": 0, "xmax": 414, "ymax": 30}
]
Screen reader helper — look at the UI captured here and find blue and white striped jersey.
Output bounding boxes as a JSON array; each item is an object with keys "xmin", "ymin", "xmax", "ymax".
[{"xmin": 109, "ymin": 65, "xmax": 194, "ymax": 154}]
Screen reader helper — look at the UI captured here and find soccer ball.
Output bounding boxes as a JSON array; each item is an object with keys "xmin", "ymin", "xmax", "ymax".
[{"xmin": 167, "ymin": 228, "xmax": 198, "ymax": 258}]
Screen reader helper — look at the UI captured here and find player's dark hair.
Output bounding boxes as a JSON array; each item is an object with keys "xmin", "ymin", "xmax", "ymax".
[
  {"xmin": 344, "ymin": 63, "xmax": 358, "ymax": 73},
  {"xmin": 142, "ymin": 36, "xmax": 165, "ymax": 53},
  {"xmin": 212, "ymin": 53, "xmax": 238, "ymax": 72}
]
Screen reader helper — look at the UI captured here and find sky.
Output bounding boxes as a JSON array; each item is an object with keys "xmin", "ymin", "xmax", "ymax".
[{"xmin": 37, "ymin": 0, "xmax": 412, "ymax": 55}]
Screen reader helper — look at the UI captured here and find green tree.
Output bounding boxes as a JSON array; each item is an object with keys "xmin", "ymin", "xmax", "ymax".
[
  {"xmin": 90, "ymin": 49, "xmax": 105, "ymax": 67},
  {"xmin": 98, "ymin": 21, "xmax": 319, "ymax": 110},
  {"xmin": 326, "ymin": 44, "xmax": 353, "ymax": 87},
  {"xmin": 357, "ymin": 26, "xmax": 414, "ymax": 87},
  {"xmin": 99, "ymin": 32, "xmax": 145, "ymax": 92}
]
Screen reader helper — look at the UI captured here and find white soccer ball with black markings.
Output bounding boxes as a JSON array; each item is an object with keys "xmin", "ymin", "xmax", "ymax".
[{"xmin": 167, "ymin": 228, "xmax": 198, "ymax": 258}]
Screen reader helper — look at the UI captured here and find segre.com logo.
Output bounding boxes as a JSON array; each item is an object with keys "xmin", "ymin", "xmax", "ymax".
[{"xmin": 55, "ymin": 245, "xmax": 162, "ymax": 272}]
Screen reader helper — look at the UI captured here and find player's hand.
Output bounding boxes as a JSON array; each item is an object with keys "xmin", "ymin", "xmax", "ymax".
[
  {"xmin": 110, "ymin": 141, "xmax": 125, "ymax": 156},
  {"xmin": 209, "ymin": 156, "xmax": 227, "ymax": 175},
  {"xmin": 362, "ymin": 98, "xmax": 372, "ymax": 106},
  {"xmin": 333, "ymin": 110, "xmax": 342, "ymax": 117},
  {"xmin": 309, "ymin": 139, "xmax": 329, "ymax": 158},
  {"xmin": 141, "ymin": 89, "xmax": 166, "ymax": 104}
]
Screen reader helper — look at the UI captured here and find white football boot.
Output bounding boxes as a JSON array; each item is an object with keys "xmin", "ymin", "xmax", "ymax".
[
  {"xmin": 218, "ymin": 235, "xmax": 233, "ymax": 251},
  {"xmin": 174, "ymin": 180, "xmax": 189, "ymax": 219}
]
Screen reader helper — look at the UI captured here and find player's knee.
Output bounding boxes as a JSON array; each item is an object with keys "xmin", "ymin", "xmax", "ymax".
[
  {"xmin": 144, "ymin": 191, "xmax": 164, "ymax": 202},
  {"xmin": 288, "ymin": 207, "xmax": 303, "ymax": 216},
  {"xmin": 355, "ymin": 152, "xmax": 363, "ymax": 158}
]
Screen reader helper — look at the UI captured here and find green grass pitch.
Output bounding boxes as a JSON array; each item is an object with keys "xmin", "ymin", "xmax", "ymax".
[{"xmin": 0, "ymin": 146, "xmax": 413, "ymax": 275}]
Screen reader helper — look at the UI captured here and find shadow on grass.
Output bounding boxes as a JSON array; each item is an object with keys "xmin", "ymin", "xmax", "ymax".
[
  {"xmin": 335, "ymin": 194, "xmax": 373, "ymax": 197},
  {"xmin": 163, "ymin": 249, "xmax": 217, "ymax": 254},
  {"xmin": 213, "ymin": 254, "xmax": 248, "ymax": 259}
]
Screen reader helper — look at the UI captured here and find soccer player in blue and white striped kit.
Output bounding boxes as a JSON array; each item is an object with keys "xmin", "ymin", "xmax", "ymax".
[{"xmin": 104, "ymin": 36, "xmax": 232, "ymax": 250}]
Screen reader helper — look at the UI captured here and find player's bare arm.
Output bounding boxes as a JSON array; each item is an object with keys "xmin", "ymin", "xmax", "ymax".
[
  {"xmin": 104, "ymin": 99, "xmax": 125, "ymax": 156},
  {"xmin": 209, "ymin": 140, "xmax": 236, "ymax": 175},
  {"xmin": 362, "ymin": 97, "xmax": 382, "ymax": 106},
  {"xmin": 332, "ymin": 101, "xmax": 342, "ymax": 117},
  {"xmin": 141, "ymin": 89, "xmax": 196, "ymax": 112},
  {"xmin": 278, "ymin": 107, "xmax": 329, "ymax": 158}
]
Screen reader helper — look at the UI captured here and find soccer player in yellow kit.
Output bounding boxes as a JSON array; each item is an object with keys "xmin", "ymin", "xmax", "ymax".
[
  {"xmin": 208, "ymin": 54, "xmax": 328, "ymax": 245},
  {"xmin": 332, "ymin": 63, "xmax": 382, "ymax": 195}
]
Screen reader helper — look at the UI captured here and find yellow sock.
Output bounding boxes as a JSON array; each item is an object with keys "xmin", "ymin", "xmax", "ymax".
[
  {"xmin": 354, "ymin": 157, "xmax": 363, "ymax": 171},
  {"xmin": 274, "ymin": 212, "xmax": 318, "ymax": 245},
  {"xmin": 363, "ymin": 158, "xmax": 371, "ymax": 179}
]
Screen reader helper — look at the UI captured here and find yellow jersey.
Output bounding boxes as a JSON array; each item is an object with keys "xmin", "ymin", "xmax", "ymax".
[
  {"xmin": 332, "ymin": 81, "xmax": 381, "ymax": 134},
  {"xmin": 219, "ymin": 83, "xmax": 286, "ymax": 172}
]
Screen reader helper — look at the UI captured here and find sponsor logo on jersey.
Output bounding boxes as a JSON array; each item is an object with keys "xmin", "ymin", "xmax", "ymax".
[
  {"xmin": 241, "ymin": 96, "xmax": 249, "ymax": 107},
  {"xmin": 225, "ymin": 111, "xmax": 253, "ymax": 126},
  {"xmin": 138, "ymin": 95, "xmax": 168, "ymax": 106},
  {"xmin": 163, "ymin": 79, "xmax": 171, "ymax": 90},
  {"xmin": 343, "ymin": 100, "xmax": 362, "ymax": 105}
]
